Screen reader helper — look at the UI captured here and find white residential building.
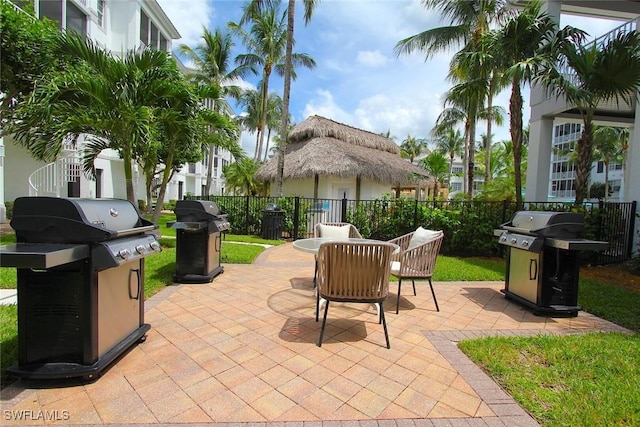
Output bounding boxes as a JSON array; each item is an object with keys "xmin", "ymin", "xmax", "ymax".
[{"xmin": 0, "ymin": 0, "xmax": 233, "ymax": 222}]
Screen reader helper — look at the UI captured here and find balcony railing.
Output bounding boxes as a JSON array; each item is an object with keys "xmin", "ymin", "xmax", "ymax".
[{"xmin": 557, "ymin": 18, "xmax": 638, "ymax": 85}]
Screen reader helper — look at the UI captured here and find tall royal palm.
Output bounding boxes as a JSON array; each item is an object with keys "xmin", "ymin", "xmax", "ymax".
[
  {"xmin": 492, "ymin": 0, "xmax": 585, "ymax": 206},
  {"xmin": 395, "ymin": 0, "xmax": 510, "ymax": 199},
  {"xmin": 242, "ymin": 0, "xmax": 319, "ymax": 195},
  {"xmin": 537, "ymin": 30, "xmax": 640, "ymax": 204},
  {"xmin": 179, "ymin": 28, "xmax": 250, "ymax": 195},
  {"xmin": 231, "ymin": 2, "xmax": 315, "ymax": 165}
]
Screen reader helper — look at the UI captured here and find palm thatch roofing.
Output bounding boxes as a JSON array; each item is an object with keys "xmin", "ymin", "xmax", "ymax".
[{"xmin": 254, "ymin": 115, "xmax": 429, "ymax": 185}]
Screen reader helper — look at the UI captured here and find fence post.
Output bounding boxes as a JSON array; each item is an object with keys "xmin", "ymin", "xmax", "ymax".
[
  {"xmin": 293, "ymin": 196, "xmax": 300, "ymax": 240},
  {"xmin": 626, "ymin": 201, "xmax": 637, "ymax": 259},
  {"xmin": 341, "ymin": 196, "xmax": 347, "ymax": 222},
  {"xmin": 413, "ymin": 199, "xmax": 419, "ymax": 228},
  {"xmin": 501, "ymin": 200, "xmax": 509, "ymax": 224},
  {"xmin": 245, "ymin": 195, "xmax": 250, "ymax": 236}
]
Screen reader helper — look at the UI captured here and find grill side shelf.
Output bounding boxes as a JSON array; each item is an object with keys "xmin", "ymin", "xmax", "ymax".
[
  {"xmin": 545, "ymin": 238, "xmax": 609, "ymax": 251},
  {"xmin": 0, "ymin": 243, "xmax": 90, "ymax": 269}
]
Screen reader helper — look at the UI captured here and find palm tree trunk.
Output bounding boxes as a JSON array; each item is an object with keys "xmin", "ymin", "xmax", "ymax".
[
  {"xmin": 575, "ymin": 121, "xmax": 594, "ymax": 204},
  {"xmin": 485, "ymin": 79, "xmax": 494, "ymax": 183},
  {"xmin": 257, "ymin": 73, "xmax": 271, "ymax": 163},
  {"xmin": 264, "ymin": 127, "xmax": 272, "ymax": 161},
  {"xmin": 604, "ymin": 160, "xmax": 610, "ymax": 203},
  {"xmin": 276, "ymin": 0, "xmax": 295, "ymax": 197},
  {"xmin": 123, "ymin": 147, "xmax": 136, "ymax": 205},
  {"xmin": 510, "ymin": 80, "xmax": 523, "ymax": 208},
  {"xmin": 205, "ymin": 142, "xmax": 215, "ymax": 196},
  {"xmin": 467, "ymin": 117, "xmax": 476, "ymax": 201},
  {"xmin": 152, "ymin": 142, "xmax": 176, "ymax": 224}
]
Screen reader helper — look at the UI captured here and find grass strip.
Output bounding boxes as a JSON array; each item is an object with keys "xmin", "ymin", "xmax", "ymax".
[{"xmin": 459, "ymin": 332, "xmax": 640, "ymax": 426}]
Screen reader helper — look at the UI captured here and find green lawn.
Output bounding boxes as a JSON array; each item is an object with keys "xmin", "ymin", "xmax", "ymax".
[{"xmin": 459, "ymin": 332, "xmax": 640, "ymax": 426}]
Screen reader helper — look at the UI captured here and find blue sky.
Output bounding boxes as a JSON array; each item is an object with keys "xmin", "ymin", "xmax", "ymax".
[{"xmin": 157, "ymin": 0, "xmax": 625, "ymax": 157}]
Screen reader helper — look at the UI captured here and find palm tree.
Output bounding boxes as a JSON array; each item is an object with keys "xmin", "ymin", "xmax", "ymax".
[
  {"xmin": 237, "ymin": 88, "xmax": 262, "ymax": 153},
  {"xmin": 433, "ymin": 127, "xmax": 464, "ymax": 189},
  {"xmin": 592, "ymin": 126, "xmax": 628, "ymax": 203},
  {"xmin": 400, "ymin": 135, "xmax": 428, "ymax": 164},
  {"xmin": 179, "ymin": 27, "xmax": 250, "ymax": 196},
  {"xmin": 231, "ymin": 2, "xmax": 315, "ymax": 164},
  {"xmin": 395, "ymin": 0, "xmax": 512, "ymax": 200},
  {"xmin": 537, "ymin": 30, "xmax": 640, "ymax": 204},
  {"xmin": 263, "ymin": 92, "xmax": 284, "ymax": 161},
  {"xmin": 240, "ymin": 0, "xmax": 319, "ymax": 195},
  {"xmin": 432, "ymin": 102, "xmax": 469, "ymax": 192},
  {"xmin": 223, "ymin": 157, "xmax": 265, "ymax": 195},
  {"xmin": 393, "ymin": 0, "xmax": 510, "ymax": 60},
  {"xmin": 420, "ymin": 152, "xmax": 449, "ymax": 203},
  {"xmin": 444, "ymin": 78, "xmax": 486, "ymax": 199},
  {"xmin": 489, "ymin": 0, "xmax": 585, "ymax": 207},
  {"xmin": 7, "ymin": 32, "xmax": 189, "ymax": 205}
]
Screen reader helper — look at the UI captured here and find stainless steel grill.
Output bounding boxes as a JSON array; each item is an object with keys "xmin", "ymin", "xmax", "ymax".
[
  {"xmin": 170, "ymin": 200, "xmax": 229, "ymax": 283},
  {"xmin": 0, "ymin": 196, "xmax": 162, "ymax": 380},
  {"xmin": 496, "ymin": 211, "xmax": 608, "ymax": 316}
]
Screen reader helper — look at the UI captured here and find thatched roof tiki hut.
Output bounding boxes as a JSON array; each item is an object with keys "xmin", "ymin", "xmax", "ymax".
[{"xmin": 254, "ymin": 115, "xmax": 430, "ymax": 201}]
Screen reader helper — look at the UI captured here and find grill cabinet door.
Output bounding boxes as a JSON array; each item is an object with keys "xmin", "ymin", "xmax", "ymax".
[
  {"xmin": 97, "ymin": 259, "xmax": 143, "ymax": 357},
  {"xmin": 506, "ymin": 248, "xmax": 541, "ymax": 304}
]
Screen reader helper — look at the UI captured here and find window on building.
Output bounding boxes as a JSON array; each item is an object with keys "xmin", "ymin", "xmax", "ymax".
[
  {"xmin": 597, "ymin": 161, "xmax": 604, "ymax": 173},
  {"xmin": 160, "ymin": 33, "xmax": 168, "ymax": 51},
  {"xmin": 188, "ymin": 163, "xmax": 196, "ymax": 174},
  {"xmin": 96, "ymin": 0, "xmax": 104, "ymax": 27},
  {"xmin": 66, "ymin": 1, "xmax": 87, "ymax": 38},
  {"xmin": 39, "ymin": 0, "xmax": 63, "ymax": 29},
  {"xmin": 611, "ymin": 162, "xmax": 623, "ymax": 171},
  {"xmin": 450, "ymin": 182, "xmax": 462, "ymax": 192},
  {"xmin": 140, "ymin": 10, "xmax": 149, "ymax": 46},
  {"xmin": 150, "ymin": 22, "xmax": 159, "ymax": 49}
]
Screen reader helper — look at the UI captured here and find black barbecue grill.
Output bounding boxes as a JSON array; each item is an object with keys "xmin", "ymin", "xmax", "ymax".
[
  {"xmin": 496, "ymin": 211, "xmax": 608, "ymax": 316},
  {"xmin": 0, "ymin": 196, "xmax": 162, "ymax": 380},
  {"xmin": 170, "ymin": 200, "xmax": 230, "ymax": 283}
]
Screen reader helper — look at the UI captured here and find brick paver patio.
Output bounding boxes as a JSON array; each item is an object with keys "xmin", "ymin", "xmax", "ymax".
[{"xmin": 0, "ymin": 242, "xmax": 629, "ymax": 426}]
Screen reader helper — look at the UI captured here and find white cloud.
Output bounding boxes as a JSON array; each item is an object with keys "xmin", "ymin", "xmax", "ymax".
[
  {"xmin": 356, "ymin": 50, "xmax": 389, "ymax": 68},
  {"xmin": 302, "ymin": 89, "xmax": 353, "ymax": 125},
  {"xmin": 156, "ymin": 0, "xmax": 212, "ymax": 47}
]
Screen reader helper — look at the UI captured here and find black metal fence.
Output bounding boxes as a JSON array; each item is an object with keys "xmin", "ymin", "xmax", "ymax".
[{"xmin": 198, "ymin": 195, "xmax": 637, "ymax": 265}]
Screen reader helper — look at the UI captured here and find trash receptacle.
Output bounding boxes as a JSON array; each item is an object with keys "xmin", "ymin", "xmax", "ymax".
[{"xmin": 262, "ymin": 203, "xmax": 284, "ymax": 240}]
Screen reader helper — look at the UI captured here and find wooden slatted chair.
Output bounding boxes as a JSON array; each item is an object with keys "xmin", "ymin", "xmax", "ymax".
[
  {"xmin": 315, "ymin": 241, "xmax": 394, "ymax": 348},
  {"xmin": 313, "ymin": 222, "xmax": 363, "ymax": 284},
  {"xmin": 388, "ymin": 229, "xmax": 444, "ymax": 314}
]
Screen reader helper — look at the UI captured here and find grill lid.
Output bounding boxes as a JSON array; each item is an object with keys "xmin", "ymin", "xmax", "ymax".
[
  {"xmin": 10, "ymin": 197, "xmax": 154, "ymax": 243},
  {"xmin": 501, "ymin": 211, "xmax": 584, "ymax": 238},
  {"xmin": 172, "ymin": 200, "xmax": 230, "ymax": 232},
  {"xmin": 174, "ymin": 200, "xmax": 224, "ymax": 221}
]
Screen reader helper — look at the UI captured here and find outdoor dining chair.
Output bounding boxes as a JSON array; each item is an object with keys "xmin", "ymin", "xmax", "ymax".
[
  {"xmin": 315, "ymin": 241, "xmax": 394, "ymax": 348},
  {"xmin": 313, "ymin": 222, "xmax": 363, "ymax": 284},
  {"xmin": 388, "ymin": 228, "xmax": 444, "ymax": 314}
]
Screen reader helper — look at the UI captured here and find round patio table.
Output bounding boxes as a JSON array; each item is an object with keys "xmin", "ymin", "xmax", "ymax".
[{"xmin": 293, "ymin": 237, "xmax": 399, "ymax": 254}]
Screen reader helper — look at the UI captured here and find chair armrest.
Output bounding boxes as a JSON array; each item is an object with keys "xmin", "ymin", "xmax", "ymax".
[
  {"xmin": 393, "ymin": 234, "xmax": 444, "ymax": 277},
  {"xmin": 388, "ymin": 232, "xmax": 413, "ymax": 261}
]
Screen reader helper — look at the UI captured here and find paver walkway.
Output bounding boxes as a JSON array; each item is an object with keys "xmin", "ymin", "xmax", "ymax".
[{"xmin": 0, "ymin": 242, "xmax": 629, "ymax": 426}]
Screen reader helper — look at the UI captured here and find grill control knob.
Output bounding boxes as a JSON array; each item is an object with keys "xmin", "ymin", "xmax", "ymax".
[
  {"xmin": 135, "ymin": 245, "xmax": 146, "ymax": 254},
  {"xmin": 500, "ymin": 235, "xmax": 507, "ymax": 242},
  {"xmin": 149, "ymin": 241, "xmax": 161, "ymax": 251},
  {"xmin": 510, "ymin": 238, "xmax": 518, "ymax": 244},
  {"xmin": 522, "ymin": 240, "xmax": 529, "ymax": 247},
  {"xmin": 118, "ymin": 249, "xmax": 132, "ymax": 259}
]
